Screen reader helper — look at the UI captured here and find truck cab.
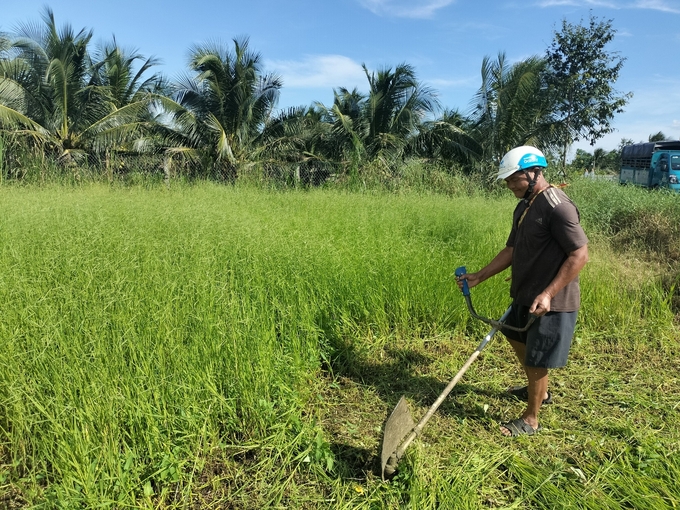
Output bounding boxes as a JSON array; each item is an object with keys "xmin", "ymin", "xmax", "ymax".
[{"xmin": 665, "ymin": 152, "xmax": 680, "ymax": 192}]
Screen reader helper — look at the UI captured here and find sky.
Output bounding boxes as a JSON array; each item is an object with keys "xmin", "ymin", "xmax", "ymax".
[{"xmin": 3, "ymin": 0, "xmax": 680, "ymax": 155}]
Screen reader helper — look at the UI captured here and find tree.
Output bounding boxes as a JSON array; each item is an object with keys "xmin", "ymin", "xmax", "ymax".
[
  {"xmin": 0, "ymin": 8, "xmax": 161, "ymax": 163},
  {"xmin": 91, "ymin": 39, "xmax": 167, "ymax": 109},
  {"xmin": 545, "ymin": 14, "xmax": 632, "ymax": 175},
  {"xmin": 1, "ymin": 7, "xmax": 95, "ymax": 162},
  {"xmin": 570, "ymin": 148, "xmax": 593, "ymax": 174},
  {"xmin": 257, "ymin": 105, "xmax": 336, "ymax": 185},
  {"xmin": 411, "ymin": 108, "xmax": 480, "ymax": 166},
  {"xmin": 592, "ymin": 147, "xmax": 607, "ymax": 172},
  {"xmin": 322, "ymin": 87, "xmax": 369, "ymax": 168},
  {"xmin": 363, "ymin": 63, "xmax": 438, "ymax": 161},
  {"xmin": 469, "ymin": 53, "xmax": 554, "ymax": 169},
  {"xmin": 162, "ymin": 37, "xmax": 282, "ymax": 178},
  {"xmin": 570, "ymin": 146, "xmax": 620, "ymax": 176},
  {"xmin": 311, "ymin": 64, "xmax": 439, "ymax": 174},
  {"xmin": 648, "ymin": 131, "xmax": 667, "ymax": 142},
  {"xmin": 618, "ymin": 138, "xmax": 634, "ymax": 150}
]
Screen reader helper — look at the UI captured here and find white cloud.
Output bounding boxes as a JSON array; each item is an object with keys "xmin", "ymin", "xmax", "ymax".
[
  {"xmin": 536, "ymin": 0, "xmax": 680, "ymax": 12},
  {"xmin": 632, "ymin": 0, "xmax": 680, "ymax": 13},
  {"xmin": 358, "ymin": 0, "xmax": 456, "ymax": 18},
  {"xmin": 535, "ymin": 0, "xmax": 618, "ymax": 7},
  {"xmin": 266, "ymin": 55, "xmax": 366, "ymax": 89}
]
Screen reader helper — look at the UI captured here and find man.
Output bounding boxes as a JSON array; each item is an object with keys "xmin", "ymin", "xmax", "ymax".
[{"xmin": 458, "ymin": 146, "xmax": 588, "ymax": 437}]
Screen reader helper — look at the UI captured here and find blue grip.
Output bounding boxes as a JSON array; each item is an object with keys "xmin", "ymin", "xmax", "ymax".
[{"xmin": 455, "ymin": 266, "xmax": 470, "ymax": 296}]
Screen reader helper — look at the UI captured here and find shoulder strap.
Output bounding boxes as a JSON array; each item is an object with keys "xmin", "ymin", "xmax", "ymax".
[{"xmin": 517, "ymin": 185, "xmax": 551, "ymax": 227}]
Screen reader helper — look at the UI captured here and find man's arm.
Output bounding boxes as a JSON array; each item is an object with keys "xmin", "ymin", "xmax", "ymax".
[
  {"xmin": 458, "ymin": 245, "xmax": 513, "ymax": 290},
  {"xmin": 530, "ymin": 244, "xmax": 589, "ymax": 315}
]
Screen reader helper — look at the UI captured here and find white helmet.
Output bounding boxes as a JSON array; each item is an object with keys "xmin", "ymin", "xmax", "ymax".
[{"xmin": 497, "ymin": 146, "xmax": 547, "ymax": 180}]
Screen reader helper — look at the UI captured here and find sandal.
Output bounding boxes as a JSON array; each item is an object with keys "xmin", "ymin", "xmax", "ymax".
[
  {"xmin": 507, "ymin": 385, "xmax": 552, "ymax": 405},
  {"xmin": 500, "ymin": 417, "xmax": 542, "ymax": 437}
]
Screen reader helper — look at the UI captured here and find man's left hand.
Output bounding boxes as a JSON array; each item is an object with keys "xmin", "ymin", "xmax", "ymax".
[{"xmin": 529, "ymin": 292, "xmax": 552, "ymax": 316}]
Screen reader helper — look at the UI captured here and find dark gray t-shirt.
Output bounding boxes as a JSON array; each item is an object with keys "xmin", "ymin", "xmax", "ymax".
[{"xmin": 506, "ymin": 186, "xmax": 588, "ymax": 312}]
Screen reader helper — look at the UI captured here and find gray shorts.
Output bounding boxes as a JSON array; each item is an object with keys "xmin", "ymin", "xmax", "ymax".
[{"xmin": 501, "ymin": 304, "xmax": 577, "ymax": 368}]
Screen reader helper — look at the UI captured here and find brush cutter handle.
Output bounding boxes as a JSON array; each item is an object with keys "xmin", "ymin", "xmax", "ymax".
[
  {"xmin": 454, "ymin": 266, "xmax": 470, "ymax": 296},
  {"xmin": 454, "ymin": 266, "xmax": 536, "ymax": 332}
]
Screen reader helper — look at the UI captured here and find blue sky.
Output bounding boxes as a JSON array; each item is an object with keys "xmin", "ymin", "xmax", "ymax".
[{"xmin": 3, "ymin": 0, "xmax": 680, "ymax": 155}]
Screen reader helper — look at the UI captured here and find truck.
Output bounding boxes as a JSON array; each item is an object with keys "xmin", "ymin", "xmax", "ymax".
[{"xmin": 619, "ymin": 141, "xmax": 680, "ymax": 192}]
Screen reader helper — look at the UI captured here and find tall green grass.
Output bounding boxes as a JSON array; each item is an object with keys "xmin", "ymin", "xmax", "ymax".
[
  {"xmin": 569, "ymin": 177, "xmax": 680, "ymax": 260},
  {"xmin": 0, "ymin": 182, "xmax": 677, "ymax": 507}
]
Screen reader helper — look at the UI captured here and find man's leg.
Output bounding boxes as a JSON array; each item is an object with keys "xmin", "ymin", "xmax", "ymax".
[
  {"xmin": 501, "ymin": 339, "xmax": 548, "ymax": 436},
  {"xmin": 507, "ymin": 338, "xmax": 526, "ymax": 364},
  {"xmin": 506, "ymin": 338, "xmax": 550, "ymax": 401},
  {"xmin": 519, "ymin": 366, "xmax": 548, "ymax": 430}
]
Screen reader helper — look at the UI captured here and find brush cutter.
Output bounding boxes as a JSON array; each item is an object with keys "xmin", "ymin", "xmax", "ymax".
[{"xmin": 379, "ymin": 266, "xmax": 536, "ymax": 480}]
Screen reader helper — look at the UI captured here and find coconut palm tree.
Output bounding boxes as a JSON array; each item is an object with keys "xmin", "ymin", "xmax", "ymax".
[
  {"xmin": 0, "ymin": 8, "xmax": 95, "ymax": 162},
  {"xmin": 410, "ymin": 108, "xmax": 481, "ymax": 165},
  {"xmin": 312, "ymin": 64, "xmax": 439, "ymax": 173},
  {"xmin": 91, "ymin": 39, "xmax": 167, "ymax": 109},
  {"xmin": 320, "ymin": 87, "xmax": 368, "ymax": 168},
  {"xmin": 256, "ymin": 105, "xmax": 337, "ymax": 184},
  {"xmin": 87, "ymin": 39, "xmax": 169, "ymax": 157},
  {"xmin": 469, "ymin": 53, "xmax": 555, "ymax": 168},
  {"xmin": 0, "ymin": 8, "xmax": 162, "ymax": 165},
  {"xmin": 161, "ymin": 37, "xmax": 282, "ymax": 179},
  {"xmin": 363, "ymin": 63, "xmax": 439, "ymax": 162}
]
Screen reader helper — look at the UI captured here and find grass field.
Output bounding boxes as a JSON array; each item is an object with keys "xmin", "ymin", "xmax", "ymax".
[{"xmin": 0, "ymin": 181, "xmax": 678, "ymax": 508}]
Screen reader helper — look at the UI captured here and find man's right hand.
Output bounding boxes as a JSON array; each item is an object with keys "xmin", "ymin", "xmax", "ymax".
[{"xmin": 456, "ymin": 272, "xmax": 482, "ymax": 291}]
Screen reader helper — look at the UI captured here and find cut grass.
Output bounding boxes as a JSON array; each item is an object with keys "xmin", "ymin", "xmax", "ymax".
[{"xmin": 316, "ymin": 319, "xmax": 680, "ymax": 508}]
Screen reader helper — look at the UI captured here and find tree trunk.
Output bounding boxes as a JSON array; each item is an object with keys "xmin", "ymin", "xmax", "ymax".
[
  {"xmin": 164, "ymin": 156, "xmax": 172, "ymax": 187},
  {"xmin": 559, "ymin": 109, "xmax": 572, "ymax": 180}
]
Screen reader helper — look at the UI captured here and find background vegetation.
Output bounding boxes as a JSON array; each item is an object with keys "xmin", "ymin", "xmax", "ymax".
[{"xmin": 1, "ymin": 8, "xmax": 641, "ymax": 186}]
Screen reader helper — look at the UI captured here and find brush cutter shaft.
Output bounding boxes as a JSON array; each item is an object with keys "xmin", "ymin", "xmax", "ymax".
[
  {"xmin": 387, "ymin": 307, "xmax": 510, "ymax": 468},
  {"xmin": 392, "ymin": 348, "xmax": 482, "ymax": 459},
  {"xmin": 381, "ymin": 267, "xmax": 527, "ymax": 480}
]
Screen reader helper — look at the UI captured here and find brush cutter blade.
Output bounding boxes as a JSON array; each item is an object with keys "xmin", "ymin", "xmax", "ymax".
[{"xmin": 380, "ymin": 395, "xmax": 414, "ymax": 480}]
